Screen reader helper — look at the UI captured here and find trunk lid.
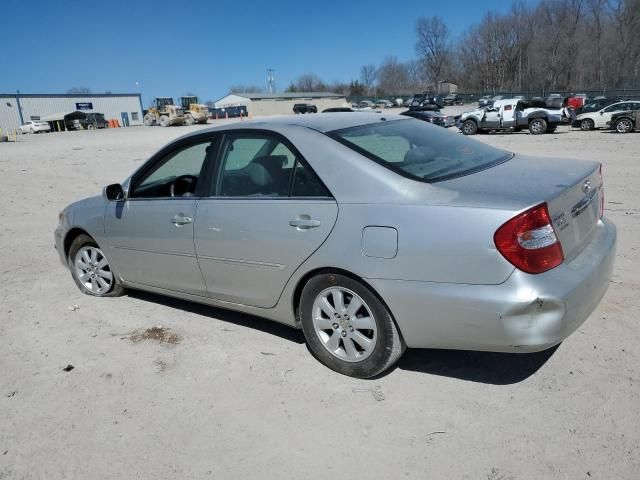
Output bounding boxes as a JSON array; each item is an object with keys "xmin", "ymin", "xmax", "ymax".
[{"xmin": 436, "ymin": 154, "xmax": 602, "ymax": 261}]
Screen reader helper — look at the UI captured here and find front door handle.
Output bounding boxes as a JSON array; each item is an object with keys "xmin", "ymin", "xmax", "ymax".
[
  {"xmin": 171, "ymin": 214, "xmax": 193, "ymax": 226},
  {"xmin": 289, "ymin": 216, "xmax": 321, "ymax": 230}
]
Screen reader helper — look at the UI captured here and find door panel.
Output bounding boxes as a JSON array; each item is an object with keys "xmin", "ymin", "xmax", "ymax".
[
  {"xmin": 194, "ymin": 199, "xmax": 338, "ymax": 307},
  {"xmin": 481, "ymin": 109, "xmax": 501, "ymax": 129},
  {"xmin": 104, "ymin": 199, "xmax": 206, "ymax": 295}
]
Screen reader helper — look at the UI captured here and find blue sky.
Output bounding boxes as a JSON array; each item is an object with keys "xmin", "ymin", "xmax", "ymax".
[{"xmin": 3, "ymin": 0, "xmax": 537, "ymax": 105}]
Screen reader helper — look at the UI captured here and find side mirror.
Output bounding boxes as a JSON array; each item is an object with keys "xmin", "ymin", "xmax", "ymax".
[{"xmin": 104, "ymin": 183, "xmax": 125, "ymax": 201}]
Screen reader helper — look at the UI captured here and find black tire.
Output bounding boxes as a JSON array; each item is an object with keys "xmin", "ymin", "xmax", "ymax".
[
  {"xmin": 614, "ymin": 118, "xmax": 633, "ymax": 134},
  {"xmin": 68, "ymin": 234, "xmax": 125, "ymax": 297},
  {"xmin": 529, "ymin": 118, "xmax": 547, "ymax": 135},
  {"xmin": 299, "ymin": 273, "xmax": 405, "ymax": 378},
  {"xmin": 461, "ymin": 119, "xmax": 478, "ymax": 135},
  {"xmin": 580, "ymin": 118, "xmax": 594, "ymax": 131}
]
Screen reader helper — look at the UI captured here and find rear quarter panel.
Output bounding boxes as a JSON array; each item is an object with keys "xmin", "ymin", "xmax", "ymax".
[{"xmin": 297, "ymin": 203, "xmax": 516, "ymax": 285}]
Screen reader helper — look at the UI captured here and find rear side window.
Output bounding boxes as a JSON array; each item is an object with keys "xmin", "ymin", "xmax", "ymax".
[
  {"xmin": 329, "ymin": 119, "xmax": 511, "ymax": 182},
  {"xmin": 213, "ymin": 134, "xmax": 331, "ymax": 198}
]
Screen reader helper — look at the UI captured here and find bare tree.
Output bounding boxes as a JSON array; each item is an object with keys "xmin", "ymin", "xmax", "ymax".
[
  {"xmin": 415, "ymin": 16, "xmax": 450, "ymax": 88},
  {"xmin": 405, "ymin": 59, "xmax": 423, "ymax": 90},
  {"xmin": 229, "ymin": 85, "xmax": 264, "ymax": 94},
  {"xmin": 377, "ymin": 56, "xmax": 410, "ymax": 94},
  {"xmin": 295, "ymin": 73, "xmax": 325, "ymax": 92},
  {"xmin": 360, "ymin": 65, "xmax": 377, "ymax": 94}
]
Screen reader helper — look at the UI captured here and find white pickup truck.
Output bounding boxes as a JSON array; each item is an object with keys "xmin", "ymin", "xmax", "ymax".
[{"xmin": 458, "ymin": 98, "xmax": 575, "ymax": 135}]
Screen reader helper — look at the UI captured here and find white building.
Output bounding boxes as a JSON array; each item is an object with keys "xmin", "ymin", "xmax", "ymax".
[
  {"xmin": 214, "ymin": 92, "xmax": 348, "ymax": 116},
  {"xmin": 0, "ymin": 93, "xmax": 144, "ymax": 133}
]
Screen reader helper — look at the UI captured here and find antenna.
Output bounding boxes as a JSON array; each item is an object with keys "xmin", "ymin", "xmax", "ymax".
[{"xmin": 267, "ymin": 69, "xmax": 275, "ymax": 94}]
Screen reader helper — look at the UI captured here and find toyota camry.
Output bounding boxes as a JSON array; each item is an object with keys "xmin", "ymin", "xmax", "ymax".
[{"xmin": 55, "ymin": 113, "xmax": 616, "ymax": 378}]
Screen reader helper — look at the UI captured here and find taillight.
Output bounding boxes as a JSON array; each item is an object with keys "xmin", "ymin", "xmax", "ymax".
[
  {"xmin": 599, "ymin": 163, "xmax": 604, "ymax": 219},
  {"xmin": 494, "ymin": 203, "xmax": 564, "ymax": 274}
]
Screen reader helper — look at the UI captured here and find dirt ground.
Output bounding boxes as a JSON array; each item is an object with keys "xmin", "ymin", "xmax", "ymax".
[{"xmin": 1, "ymin": 112, "xmax": 639, "ymax": 480}]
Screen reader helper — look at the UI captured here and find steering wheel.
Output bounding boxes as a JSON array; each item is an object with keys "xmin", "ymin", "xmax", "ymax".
[{"xmin": 170, "ymin": 175, "xmax": 198, "ymax": 197}]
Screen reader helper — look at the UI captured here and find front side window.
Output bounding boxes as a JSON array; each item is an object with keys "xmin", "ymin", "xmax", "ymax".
[
  {"xmin": 330, "ymin": 118, "xmax": 511, "ymax": 183},
  {"xmin": 213, "ymin": 134, "xmax": 330, "ymax": 198},
  {"xmin": 131, "ymin": 140, "xmax": 212, "ymax": 198}
]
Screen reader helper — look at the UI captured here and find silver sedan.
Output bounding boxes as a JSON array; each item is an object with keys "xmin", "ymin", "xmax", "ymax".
[{"xmin": 55, "ymin": 113, "xmax": 616, "ymax": 378}]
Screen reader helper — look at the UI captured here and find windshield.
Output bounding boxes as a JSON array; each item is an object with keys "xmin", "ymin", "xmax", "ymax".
[{"xmin": 329, "ymin": 119, "xmax": 512, "ymax": 183}]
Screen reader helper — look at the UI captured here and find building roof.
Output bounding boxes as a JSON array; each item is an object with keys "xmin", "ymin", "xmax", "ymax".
[
  {"xmin": 0, "ymin": 93, "xmax": 141, "ymax": 98},
  {"xmin": 216, "ymin": 92, "xmax": 345, "ymax": 103}
]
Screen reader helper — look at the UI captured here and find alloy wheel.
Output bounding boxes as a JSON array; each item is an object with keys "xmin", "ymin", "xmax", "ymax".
[
  {"xmin": 74, "ymin": 246, "xmax": 113, "ymax": 294},
  {"xmin": 312, "ymin": 287, "xmax": 377, "ymax": 362},
  {"xmin": 616, "ymin": 119, "xmax": 632, "ymax": 133}
]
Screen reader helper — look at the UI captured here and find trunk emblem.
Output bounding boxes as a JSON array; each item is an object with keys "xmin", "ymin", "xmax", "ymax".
[{"xmin": 582, "ymin": 180, "xmax": 593, "ymax": 193}]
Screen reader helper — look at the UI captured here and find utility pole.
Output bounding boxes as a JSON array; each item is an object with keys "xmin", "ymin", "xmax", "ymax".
[{"xmin": 267, "ymin": 69, "xmax": 275, "ymax": 94}]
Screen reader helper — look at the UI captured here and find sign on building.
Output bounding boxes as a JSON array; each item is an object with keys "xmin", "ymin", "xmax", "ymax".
[{"xmin": 75, "ymin": 102, "xmax": 93, "ymax": 110}]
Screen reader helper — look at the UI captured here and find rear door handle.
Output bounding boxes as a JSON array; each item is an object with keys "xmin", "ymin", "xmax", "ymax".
[
  {"xmin": 289, "ymin": 217, "xmax": 321, "ymax": 229},
  {"xmin": 171, "ymin": 214, "xmax": 193, "ymax": 226}
]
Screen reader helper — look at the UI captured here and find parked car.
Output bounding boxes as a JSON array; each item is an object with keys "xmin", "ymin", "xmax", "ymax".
[
  {"xmin": 574, "ymin": 97, "xmax": 622, "ymax": 117},
  {"xmin": 478, "ymin": 96, "xmax": 493, "ymax": 107},
  {"xmin": 55, "ymin": 113, "xmax": 615, "ymax": 378},
  {"xmin": 19, "ymin": 120, "xmax": 51, "ymax": 134},
  {"xmin": 374, "ymin": 99, "xmax": 394, "ymax": 109},
  {"xmin": 400, "ymin": 110, "xmax": 454, "ymax": 127},
  {"xmin": 459, "ymin": 98, "xmax": 575, "ymax": 135},
  {"xmin": 608, "ymin": 109, "xmax": 640, "ymax": 133},
  {"xmin": 412, "ymin": 93, "xmax": 444, "ymax": 110},
  {"xmin": 293, "ymin": 103, "xmax": 317, "ymax": 114},
  {"xmin": 73, "ymin": 113, "xmax": 108, "ymax": 130},
  {"xmin": 356, "ymin": 100, "xmax": 375, "ymax": 110},
  {"xmin": 566, "ymin": 94, "xmax": 588, "ymax": 110},
  {"xmin": 444, "ymin": 93, "xmax": 464, "ymax": 106},
  {"xmin": 575, "ymin": 101, "xmax": 640, "ymax": 131},
  {"xmin": 322, "ymin": 107, "xmax": 354, "ymax": 113}
]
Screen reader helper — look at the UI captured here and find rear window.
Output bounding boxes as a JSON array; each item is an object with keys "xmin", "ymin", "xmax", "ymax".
[{"xmin": 329, "ymin": 118, "xmax": 512, "ymax": 182}]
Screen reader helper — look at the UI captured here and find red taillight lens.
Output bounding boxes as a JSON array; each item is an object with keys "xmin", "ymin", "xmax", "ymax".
[
  {"xmin": 599, "ymin": 163, "xmax": 604, "ymax": 219},
  {"xmin": 494, "ymin": 203, "xmax": 564, "ymax": 274}
]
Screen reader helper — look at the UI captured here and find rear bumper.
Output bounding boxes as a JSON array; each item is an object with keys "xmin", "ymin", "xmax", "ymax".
[{"xmin": 367, "ymin": 218, "xmax": 616, "ymax": 351}]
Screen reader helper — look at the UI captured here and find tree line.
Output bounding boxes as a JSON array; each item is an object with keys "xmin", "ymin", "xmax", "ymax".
[{"xmin": 230, "ymin": 0, "xmax": 639, "ymax": 97}]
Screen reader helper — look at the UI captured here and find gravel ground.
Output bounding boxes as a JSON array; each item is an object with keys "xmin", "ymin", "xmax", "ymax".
[{"xmin": 1, "ymin": 114, "xmax": 638, "ymax": 480}]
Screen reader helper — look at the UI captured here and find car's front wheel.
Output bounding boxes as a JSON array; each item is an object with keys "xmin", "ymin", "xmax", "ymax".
[
  {"xmin": 299, "ymin": 273, "xmax": 405, "ymax": 378},
  {"xmin": 68, "ymin": 234, "xmax": 124, "ymax": 297},
  {"xmin": 580, "ymin": 118, "xmax": 594, "ymax": 131},
  {"xmin": 461, "ymin": 119, "xmax": 478, "ymax": 135}
]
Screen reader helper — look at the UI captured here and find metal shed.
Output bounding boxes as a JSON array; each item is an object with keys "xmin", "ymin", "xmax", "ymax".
[
  {"xmin": 213, "ymin": 92, "xmax": 348, "ymax": 116},
  {"xmin": 0, "ymin": 92, "xmax": 144, "ymax": 134}
]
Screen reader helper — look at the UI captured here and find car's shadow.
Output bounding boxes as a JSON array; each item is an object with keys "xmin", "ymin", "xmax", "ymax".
[
  {"xmin": 125, "ymin": 290, "xmax": 558, "ymax": 384},
  {"xmin": 126, "ymin": 290, "xmax": 305, "ymax": 344},
  {"xmin": 393, "ymin": 345, "xmax": 558, "ymax": 385}
]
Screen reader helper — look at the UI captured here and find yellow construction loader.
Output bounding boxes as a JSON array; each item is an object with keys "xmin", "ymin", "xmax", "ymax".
[
  {"xmin": 143, "ymin": 97, "xmax": 186, "ymax": 127},
  {"xmin": 180, "ymin": 96, "xmax": 209, "ymax": 125}
]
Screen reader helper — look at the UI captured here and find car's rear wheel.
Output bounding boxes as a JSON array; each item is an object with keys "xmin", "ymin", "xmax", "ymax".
[
  {"xmin": 529, "ymin": 118, "xmax": 547, "ymax": 135},
  {"xmin": 580, "ymin": 118, "xmax": 594, "ymax": 131},
  {"xmin": 68, "ymin": 234, "xmax": 124, "ymax": 297},
  {"xmin": 615, "ymin": 118, "xmax": 633, "ymax": 134},
  {"xmin": 299, "ymin": 273, "xmax": 405, "ymax": 378},
  {"xmin": 462, "ymin": 119, "xmax": 478, "ymax": 135}
]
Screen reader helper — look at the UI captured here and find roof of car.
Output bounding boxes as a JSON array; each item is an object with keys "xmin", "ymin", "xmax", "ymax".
[{"xmin": 202, "ymin": 112, "xmax": 407, "ymax": 134}]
